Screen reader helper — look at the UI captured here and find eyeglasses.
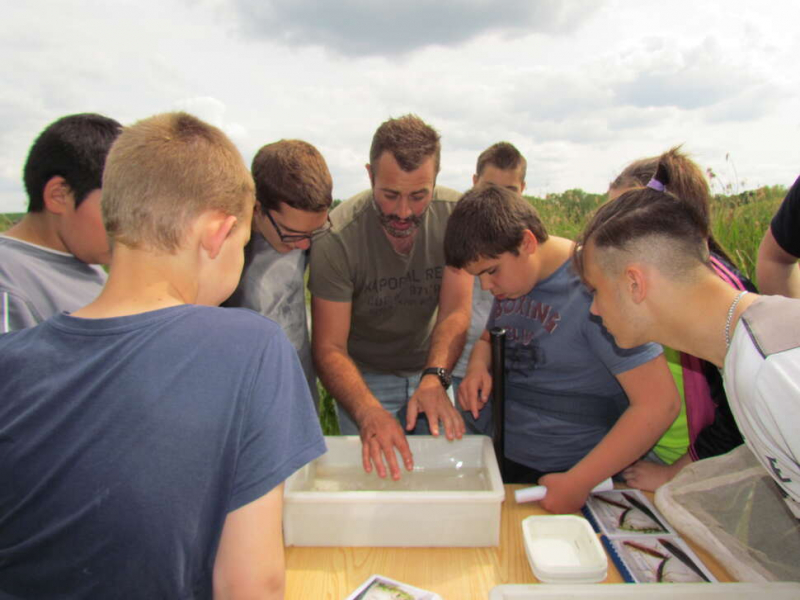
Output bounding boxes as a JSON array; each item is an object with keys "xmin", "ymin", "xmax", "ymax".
[{"xmin": 264, "ymin": 209, "xmax": 332, "ymax": 243}]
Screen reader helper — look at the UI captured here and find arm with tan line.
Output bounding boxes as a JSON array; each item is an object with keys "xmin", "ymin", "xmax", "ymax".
[{"xmin": 540, "ymin": 354, "xmax": 681, "ymax": 514}]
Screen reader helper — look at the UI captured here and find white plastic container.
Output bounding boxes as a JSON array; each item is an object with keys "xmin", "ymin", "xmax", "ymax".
[
  {"xmin": 522, "ymin": 515, "xmax": 607, "ymax": 584},
  {"xmin": 283, "ymin": 435, "xmax": 504, "ymax": 547},
  {"xmin": 489, "ymin": 582, "xmax": 800, "ymax": 599}
]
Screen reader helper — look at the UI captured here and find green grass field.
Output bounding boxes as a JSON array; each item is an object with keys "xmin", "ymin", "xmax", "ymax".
[
  {"xmin": 0, "ymin": 213, "xmax": 23, "ymax": 231},
  {"xmin": 1, "ymin": 185, "xmax": 786, "ymax": 435},
  {"xmin": 526, "ymin": 186, "xmax": 785, "ymax": 283}
]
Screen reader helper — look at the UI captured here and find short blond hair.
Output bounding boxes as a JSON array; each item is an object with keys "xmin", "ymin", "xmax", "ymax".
[{"xmin": 102, "ymin": 112, "xmax": 254, "ymax": 252}]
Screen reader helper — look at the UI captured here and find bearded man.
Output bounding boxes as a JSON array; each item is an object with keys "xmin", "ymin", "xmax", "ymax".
[{"xmin": 309, "ymin": 114, "xmax": 472, "ymax": 480}]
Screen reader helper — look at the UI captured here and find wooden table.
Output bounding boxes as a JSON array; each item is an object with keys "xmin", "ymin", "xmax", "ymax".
[{"xmin": 284, "ymin": 484, "xmax": 732, "ymax": 599}]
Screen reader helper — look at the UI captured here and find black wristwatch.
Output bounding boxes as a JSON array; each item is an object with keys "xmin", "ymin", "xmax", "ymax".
[{"xmin": 421, "ymin": 367, "xmax": 452, "ymax": 390}]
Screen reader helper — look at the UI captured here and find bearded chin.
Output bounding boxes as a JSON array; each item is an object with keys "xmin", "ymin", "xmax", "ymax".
[
  {"xmin": 378, "ymin": 214, "xmax": 419, "ymax": 238},
  {"xmin": 384, "ymin": 223, "xmax": 417, "ymax": 238}
]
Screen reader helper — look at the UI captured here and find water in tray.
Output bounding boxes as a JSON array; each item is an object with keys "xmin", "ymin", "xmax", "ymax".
[{"xmin": 304, "ymin": 464, "xmax": 490, "ymax": 492}]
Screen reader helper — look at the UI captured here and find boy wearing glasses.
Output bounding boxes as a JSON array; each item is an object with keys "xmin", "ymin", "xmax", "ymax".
[{"xmin": 226, "ymin": 139, "xmax": 333, "ymax": 409}]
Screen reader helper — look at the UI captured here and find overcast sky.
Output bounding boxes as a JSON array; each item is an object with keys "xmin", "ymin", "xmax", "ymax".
[{"xmin": 2, "ymin": 0, "xmax": 798, "ymax": 213}]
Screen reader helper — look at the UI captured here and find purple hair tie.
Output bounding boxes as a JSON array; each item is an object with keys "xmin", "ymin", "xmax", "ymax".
[{"xmin": 647, "ymin": 177, "xmax": 666, "ymax": 192}]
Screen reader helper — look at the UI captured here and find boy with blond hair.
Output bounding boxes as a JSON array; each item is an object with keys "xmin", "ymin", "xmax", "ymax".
[
  {"xmin": 446, "ymin": 184, "xmax": 680, "ymax": 513},
  {"xmin": 0, "ymin": 113, "xmax": 325, "ymax": 599}
]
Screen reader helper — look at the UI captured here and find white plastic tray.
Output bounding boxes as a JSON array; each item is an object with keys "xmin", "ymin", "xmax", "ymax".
[
  {"xmin": 283, "ymin": 435, "xmax": 504, "ymax": 547},
  {"xmin": 522, "ymin": 515, "xmax": 607, "ymax": 584},
  {"xmin": 489, "ymin": 582, "xmax": 800, "ymax": 599}
]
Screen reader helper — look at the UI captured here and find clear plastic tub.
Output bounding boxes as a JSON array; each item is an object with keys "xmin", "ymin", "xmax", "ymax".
[
  {"xmin": 522, "ymin": 515, "xmax": 607, "ymax": 584},
  {"xmin": 283, "ymin": 435, "xmax": 504, "ymax": 547}
]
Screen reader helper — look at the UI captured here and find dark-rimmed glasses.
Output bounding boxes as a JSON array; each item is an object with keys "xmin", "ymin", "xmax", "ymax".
[{"xmin": 265, "ymin": 210, "xmax": 332, "ymax": 243}]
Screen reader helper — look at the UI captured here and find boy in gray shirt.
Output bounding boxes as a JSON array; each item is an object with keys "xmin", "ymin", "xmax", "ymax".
[
  {"xmin": 0, "ymin": 113, "xmax": 121, "ymax": 332},
  {"xmin": 225, "ymin": 139, "xmax": 333, "ymax": 408}
]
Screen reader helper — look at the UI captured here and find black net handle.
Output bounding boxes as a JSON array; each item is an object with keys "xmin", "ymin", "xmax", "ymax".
[{"xmin": 490, "ymin": 327, "xmax": 506, "ymax": 480}]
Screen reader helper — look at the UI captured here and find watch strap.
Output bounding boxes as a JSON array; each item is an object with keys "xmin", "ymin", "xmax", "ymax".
[{"xmin": 421, "ymin": 367, "xmax": 452, "ymax": 389}]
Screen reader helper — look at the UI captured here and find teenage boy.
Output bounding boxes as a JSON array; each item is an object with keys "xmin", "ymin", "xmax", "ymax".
[
  {"xmin": 454, "ymin": 142, "xmax": 528, "ymax": 433},
  {"xmin": 0, "ymin": 113, "xmax": 121, "ymax": 332},
  {"xmin": 0, "ymin": 113, "xmax": 326, "ymax": 599},
  {"xmin": 226, "ymin": 139, "xmax": 333, "ymax": 407},
  {"xmin": 310, "ymin": 114, "xmax": 472, "ymax": 480},
  {"xmin": 446, "ymin": 184, "xmax": 680, "ymax": 514},
  {"xmin": 575, "ymin": 178, "xmax": 800, "ymax": 520}
]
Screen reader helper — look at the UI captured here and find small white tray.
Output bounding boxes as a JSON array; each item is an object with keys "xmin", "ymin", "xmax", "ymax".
[
  {"xmin": 522, "ymin": 515, "xmax": 607, "ymax": 584},
  {"xmin": 489, "ymin": 582, "xmax": 800, "ymax": 599}
]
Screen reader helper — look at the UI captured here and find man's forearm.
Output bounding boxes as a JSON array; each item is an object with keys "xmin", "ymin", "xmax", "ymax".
[
  {"xmin": 422, "ymin": 309, "xmax": 469, "ymax": 371},
  {"xmin": 757, "ymin": 229, "xmax": 800, "ymax": 297},
  {"xmin": 758, "ymin": 259, "xmax": 800, "ymax": 298},
  {"xmin": 314, "ymin": 345, "xmax": 382, "ymax": 425},
  {"xmin": 465, "ymin": 337, "xmax": 491, "ymax": 374}
]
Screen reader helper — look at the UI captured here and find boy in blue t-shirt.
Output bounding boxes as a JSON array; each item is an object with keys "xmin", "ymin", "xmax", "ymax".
[
  {"xmin": 0, "ymin": 113, "xmax": 325, "ymax": 599},
  {"xmin": 444, "ymin": 184, "xmax": 679, "ymax": 514}
]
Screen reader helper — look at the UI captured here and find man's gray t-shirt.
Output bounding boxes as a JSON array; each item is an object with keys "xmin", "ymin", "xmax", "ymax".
[
  {"xmin": 0, "ymin": 235, "xmax": 106, "ymax": 333},
  {"xmin": 486, "ymin": 260, "xmax": 663, "ymax": 472},
  {"xmin": 453, "ymin": 279, "xmax": 494, "ymax": 379},
  {"xmin": 308, "ymin": 187, "xmax": 461, "ymax": 376},
  {"xmin": 226, "ymin": 232, "xmax": 319, "ymax": 407}
]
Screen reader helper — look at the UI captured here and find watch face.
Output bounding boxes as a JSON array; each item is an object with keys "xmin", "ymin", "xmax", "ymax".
[{"xmin": 424, "ymin": 367, "xmax": 451, "ymax": 388}]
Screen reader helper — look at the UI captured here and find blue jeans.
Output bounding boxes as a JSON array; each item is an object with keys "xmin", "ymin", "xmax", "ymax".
[
  {"xmin": 451, "ymin": 375, "xmax": 494, "ymax": 435},
  {"xmin": 336, "ymin": 371, "xmax": 454, "ymax": 436}
]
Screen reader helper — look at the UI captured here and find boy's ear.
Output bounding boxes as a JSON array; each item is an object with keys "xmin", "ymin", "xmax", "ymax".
[
  {"xmin": 365, "ymin": 162, "xmax": 374, "ymax": 187},
  {"xmin": 520, "ymin": 228, "xmax": 539, "ymax": 255},
  {"xmin": 625, "ymin": 264, "xmax": 647, "ymax": 304},
  {"xmin": 519, "ymin": 180, "xmax": 527, "ymax": 193},
  {"xmin": 42, "ymin": 176, "xmax": 73, "ymax": 215},
  {"xmin": 472, "ymin": 174, "xmax": 479, "ymax": 187},
  {"xmin": 200, "ymin": 213, "xmax": 238, "ymax": 260}
]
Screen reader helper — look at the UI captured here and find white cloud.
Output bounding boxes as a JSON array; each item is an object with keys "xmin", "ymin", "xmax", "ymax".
[
  {"xmin": 1, "ymin": 0, "xmax": 799, "ymax": 214},
  {"xmin": 612, "ymin": 36, "xmax": 760, "ymax": 110},
  {"xmin": 232, "ymin": 0, "xmax": 603, "ymax": 57},
  {"xmin": 509, "ymin": 71, "xmax": 612, "ymax": 122},
  {"xmin": 703, "ymin": 85, "xmax": 785, "ymax": 124},
  {"xmin": 173, "ymin": 97, "xmax": 249, "ymax": 144}
]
